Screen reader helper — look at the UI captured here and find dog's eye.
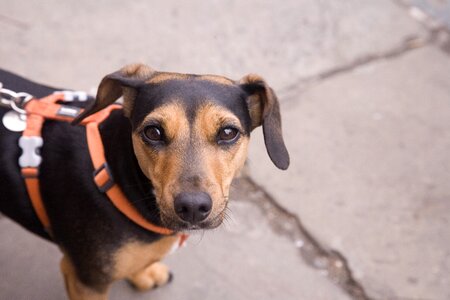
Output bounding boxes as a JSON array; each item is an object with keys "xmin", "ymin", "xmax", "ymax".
[
  {"xmin": 217, "ymin": 127, "xmax": 240, "ymax": 145},
  {"xmin": 143, "ymin": 126, "xmax": 164, "ymax": 142}
]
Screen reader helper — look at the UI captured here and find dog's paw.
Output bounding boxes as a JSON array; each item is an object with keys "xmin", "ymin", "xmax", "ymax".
[{"xmin": 128, "ymin": 262, "xmax": 173, "ymax": 291}]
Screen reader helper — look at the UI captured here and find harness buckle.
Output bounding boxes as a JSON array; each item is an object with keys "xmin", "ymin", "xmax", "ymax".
[{"xmin": 93, "ymin": 162, "xmax": 115, "ymax": 193}]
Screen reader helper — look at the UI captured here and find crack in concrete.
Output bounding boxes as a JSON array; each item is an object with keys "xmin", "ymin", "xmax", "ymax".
[
  {"xmin": 394, "ymin": 0, "xmax": 450, "ymax": 54},
  {"xmin": 279, "ymin": 35, "xmax": 430, "ymax": 105},
  {"xmin": 391, "ymin": 298, "xmax": 434, "ymax": 300},
  {"xmin": 279, "ymin": 23, "xmax": 450, "ymax": 106},
  {"xmin": 0, "ymin": 14, "xmax": 30, "ymax": 30},
  {"xmin": 235, "ymin": 175, "xmax": 372, "ymax": 300}
]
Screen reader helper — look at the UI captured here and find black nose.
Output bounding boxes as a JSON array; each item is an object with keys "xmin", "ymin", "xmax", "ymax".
[{"xmin": 174, "ymin": 192, "xmax": 212, "ymax": 224}]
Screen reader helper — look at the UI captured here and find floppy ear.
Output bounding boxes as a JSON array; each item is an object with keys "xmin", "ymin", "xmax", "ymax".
[
  {"xmin": 72, "ymin": 63, "xmax": 155, "ymax": 124},
  {"xmin": 239, "ymin": 74, "xmax": 290, "ymax": 170}
]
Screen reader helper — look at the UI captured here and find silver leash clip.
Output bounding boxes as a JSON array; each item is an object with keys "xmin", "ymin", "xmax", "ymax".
[
  {"xmin": 0, "ymin": 82, "xmax": 33, "ymax": 113},
  {"xmin": 1, "ymin": 81, "xmax": 33, "ymax": 132}
]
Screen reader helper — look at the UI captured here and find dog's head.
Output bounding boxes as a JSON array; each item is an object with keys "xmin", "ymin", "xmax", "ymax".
[{"xmin": 75, "ymin": 64, "xmax": 289, "ymax": 231}]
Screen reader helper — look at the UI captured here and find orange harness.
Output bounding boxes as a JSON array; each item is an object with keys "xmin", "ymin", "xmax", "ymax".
[{"xmin": 20, "ymin": 93, "xmax": 175, "ymax": 237}]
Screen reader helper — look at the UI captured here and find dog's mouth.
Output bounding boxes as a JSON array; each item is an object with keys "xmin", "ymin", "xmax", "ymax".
[{"xmin": 159, "ymin": 207, "xmax": 226, "ymax": 231}]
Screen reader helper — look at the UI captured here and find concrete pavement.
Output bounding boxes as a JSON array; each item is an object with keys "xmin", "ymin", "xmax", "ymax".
[
  {"xmin": 1, "ymin": 1, "xmax": 449, "ymax": 299},
  {"xmin": 249, "ymin": 45, "xmax": 450, "ymax": 299}
]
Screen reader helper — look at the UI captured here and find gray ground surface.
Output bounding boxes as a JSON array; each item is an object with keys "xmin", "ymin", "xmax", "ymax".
[{"xmin": 1, "ymin": 1, "xmax": 449, "ymax": 299}]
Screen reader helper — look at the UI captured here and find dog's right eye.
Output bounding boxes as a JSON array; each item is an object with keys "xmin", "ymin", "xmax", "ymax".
[
  {"xmin": 143, "ymin": 125, "xmax": 165, "ymax": 143},
  {"xmin": 217, "ymin": 126, "xmax": 240, "ymax": 145}
]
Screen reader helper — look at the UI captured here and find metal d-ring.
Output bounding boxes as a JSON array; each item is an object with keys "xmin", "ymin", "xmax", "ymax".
[
  {"xmin": 10, "ymin": 99, "xmax": 27, "ymax": 114},
  {"xmin": 10, "ymin": 92, "xmax": 33, "ymax": 114},
  {"xmin": 0, "ymin": 84, "xmax": 34, "ymax": 113}
]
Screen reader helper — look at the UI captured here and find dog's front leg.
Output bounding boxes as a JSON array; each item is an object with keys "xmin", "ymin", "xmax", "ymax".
[
  {"xmin": 111, "ymin": 235, "xmax": 180, "ymax": 292},
  {"xmin": 127, "ymin": 261, "xmax": 172, "ymax": 291},
  {"xmin": 60, "ymin": 255, "xmax": 109, "ymax": 300}
]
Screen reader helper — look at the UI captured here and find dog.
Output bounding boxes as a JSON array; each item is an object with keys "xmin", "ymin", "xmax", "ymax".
[{"xmin": 0, "ymin": 64, "xmax": 289, "ymax": 299}]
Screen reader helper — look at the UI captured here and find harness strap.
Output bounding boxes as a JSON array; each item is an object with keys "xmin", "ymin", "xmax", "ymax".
[
  {"xmin": 85, "ymin": 107, "xmax": 173, "ymax": 235},
  {"xmin": 21, "ymin": 93, "xmax": 65, "ymax": 233},
  {"xmin": 23, "ymin": 168, "xmax": 51, "ymax": 231},
  {"xmin": 20, "ymin": 94, "xmax": 174, "ymax": 236}
]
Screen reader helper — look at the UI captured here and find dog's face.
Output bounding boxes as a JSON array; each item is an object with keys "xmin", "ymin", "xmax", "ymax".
[
  {"xmin": 130, "ymin": 77, "xmax": 252, "ymax": 230},
  {"xmin": 75, "ymin": 64, "xmax": 289, "ymax": 231}
]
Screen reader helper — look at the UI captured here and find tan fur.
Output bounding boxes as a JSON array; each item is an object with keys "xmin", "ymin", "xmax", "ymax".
[
  {"xmin": 60, "ymin": 255, "xmax": 109, "ymax": 300},
  {"xmin": 246, "ymin": 94, "xmax": 263, "ymax": 129},
  {"xmin": 199, "ymin": 75, "xmax": 234, "ymax": 85},
  {"xmin": 132, "ymin": 102, "xmax": 190, "ymax": 220},
  {"xmin": 121, "ymin": 64, "xmax": 154, "ymax": 78},
  {"xmin": 147, "ymin": 73, "xmax": 191, "ymax": 83},
  {"xmin": 148, "ymin": 72, "xmax": 233, "ymax": 85},
  {"xmin": 59, "ymin": 236, "xmax": 178, "ymax": 300},
  {"xmin": 119, "ymin": 64, "xmax": 155, "ymax": 117},
  {"xmin": 113, "ymin": 236, "xmax": 178, "ymax": 280},
  {"xmin": 238, "ymin": 73, "xmax": 266, "ymax": 129},
  {"xmin": 128, "ymin": 262, "xmax": 171, "ymax": 291},
  {"xmin": 192, "ymin": 103, "xmax": 249, "ymax": 221}
]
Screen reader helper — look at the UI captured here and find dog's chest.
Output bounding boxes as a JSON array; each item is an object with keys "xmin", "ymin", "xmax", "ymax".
[{"xmin": 112, "ymin": 235, "xmax": 179, "ymax": 280}]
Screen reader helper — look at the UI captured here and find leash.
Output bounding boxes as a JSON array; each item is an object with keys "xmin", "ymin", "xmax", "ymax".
[{"xmin": 1, "ymin": 85, "xmax": 176, "ymax": 238}]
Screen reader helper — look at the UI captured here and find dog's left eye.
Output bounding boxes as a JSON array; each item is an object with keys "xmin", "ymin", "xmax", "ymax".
[
  {"xmin": 217, "ymin": 127, "xmax": 240, "ymax": 145},
  {"xmin": 143, "ymin": 125, "xmax": 165, "ymax": 142}
]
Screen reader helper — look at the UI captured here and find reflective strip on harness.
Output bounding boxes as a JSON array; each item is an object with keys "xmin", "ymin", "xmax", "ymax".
[{"xmin": 18, "ymin": 136, "xmax": 43, "ymax": 168}]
